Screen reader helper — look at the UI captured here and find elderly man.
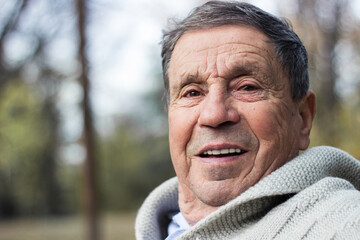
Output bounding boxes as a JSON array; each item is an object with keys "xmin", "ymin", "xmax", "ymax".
[{"xmin": 135, "ymin": 1, "xmax": 360, "ymax": 239}]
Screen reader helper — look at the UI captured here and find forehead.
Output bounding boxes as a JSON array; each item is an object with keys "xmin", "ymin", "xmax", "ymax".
[
  {"xmin": 168, "ymin": 25, "xmax": 281, "ymax": 83},
  {"xmin": 175, "ymin": 25, "xmax": 271, "ymax": 53}
]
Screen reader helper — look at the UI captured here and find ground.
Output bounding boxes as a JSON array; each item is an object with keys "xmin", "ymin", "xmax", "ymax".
[{"xmin": 0, "ymin": 212, "xmax": 136, "ymax": 240}]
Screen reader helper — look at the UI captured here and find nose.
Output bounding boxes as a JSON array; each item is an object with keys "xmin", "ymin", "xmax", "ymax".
[{"xmin": 198, "ymin": 90, "xmax": 240, "ymax": 128}]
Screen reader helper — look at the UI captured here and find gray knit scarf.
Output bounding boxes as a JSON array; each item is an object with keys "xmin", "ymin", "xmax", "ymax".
[{"xmin": 135, "ymin": 146, "xmax": 360, "ymax": 239}]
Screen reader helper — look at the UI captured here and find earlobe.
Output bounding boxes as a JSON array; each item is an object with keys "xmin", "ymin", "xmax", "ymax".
[{"xmin": 298, "ymin": 90, "xmax": 316, "ymax": 150}]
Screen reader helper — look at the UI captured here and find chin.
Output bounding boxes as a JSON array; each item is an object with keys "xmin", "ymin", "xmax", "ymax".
[
  {"xmin": 199, "ymin": 191, "xmax": 237, "ymax": 207},
  {"xmin": 193, "ymin": 181, "xmax": 244, "ymax": 207}
]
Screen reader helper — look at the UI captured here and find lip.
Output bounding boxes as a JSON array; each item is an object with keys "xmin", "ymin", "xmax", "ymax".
[
  {"xmin": 195, "ymin": 143, "xmax": 249, "ymax": 165},
  {"xmin": 196, "ymin": 143, "xmax": 247, "ymax": 156},
  {"xmin": 198, "ymin": 153, "xmax": 247, "ymax": 164}
]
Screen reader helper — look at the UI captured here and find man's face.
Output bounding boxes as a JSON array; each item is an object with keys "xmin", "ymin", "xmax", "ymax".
[{"xmin": 168, "ymin": 25, "xmax": 309, "ymax": 206}]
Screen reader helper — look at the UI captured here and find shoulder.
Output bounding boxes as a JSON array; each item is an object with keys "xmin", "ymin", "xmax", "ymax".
[
  {"xmin": 272, "ymin": 176, "xmax": 360, "ymax": 239},
  {"xmin": 135, "ymin": 177, "xmax": 179, "ymax": 240},
  {"xmin": 242, "ymin": 146, "xmax": 360, "ymax": 239}
]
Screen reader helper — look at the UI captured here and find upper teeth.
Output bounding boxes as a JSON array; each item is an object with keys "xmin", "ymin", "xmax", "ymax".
[{"xmin": 202, "ymin": 148, "xmax": 242, "ymax": 156}]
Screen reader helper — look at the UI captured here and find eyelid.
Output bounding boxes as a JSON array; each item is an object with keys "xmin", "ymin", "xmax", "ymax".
[
  {"xmin": 239, "ymin": 83, "xmax": 259, "ymax": 90},
  {"xmin": 231, "ymin": 77, "xmax": 260, "ymax": 89},
  {"xmin": 180, "ymin": 84, "xmax": 204, "ymax": 98}
]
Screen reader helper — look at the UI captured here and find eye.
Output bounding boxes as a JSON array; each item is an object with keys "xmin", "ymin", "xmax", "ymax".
[
  {"xmin": 185, "ymin": 90, "xmax": 201, "ymax": 97},
  {"xmin": 240, "ymin": 85, "xmax": 258, "ymax": 91}
]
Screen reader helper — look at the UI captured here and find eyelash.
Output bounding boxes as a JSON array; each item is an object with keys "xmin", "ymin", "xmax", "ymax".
[
  {"xmin": 181, "ymin": 82, "xmax": 259, "ymax": 99},
  {"xmin": 239, "ymin": 84, "xmax": 258, "ymax": 91},
  {"xmin": 184, "ymin": 90, "xmax": 201, "ymax": 98}
]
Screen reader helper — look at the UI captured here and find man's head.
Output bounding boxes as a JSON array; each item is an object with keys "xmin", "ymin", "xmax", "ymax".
[
  {"xmin": 162, "ymin": 1, "xmax": 309, "ymax": 104},
  {"xmin": 162, "ymin": 1, "xmax": 316, "ymax": 224}
]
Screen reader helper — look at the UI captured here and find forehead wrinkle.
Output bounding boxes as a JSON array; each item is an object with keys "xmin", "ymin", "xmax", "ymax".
[
  {"xmin": 188, "ymin": 40, "xmax": 271, "ymax": 55},
  {"xmin": 208, "ymin": 45, "xmax": 275, "ymax": 81},
  {"xmin": 218, "ymin": 52, "xmax": 271, "ymax": 82},
  {"xmin": 175, "ymin": 52, "xmax": 273, "ymax": 89},
  {"xmin": 205, "ymin": 47, "xmax": 220, "ymax": 79},
  {"xmin": 169, "ymin": 30, "xmax": 280, "ymax": 91}
]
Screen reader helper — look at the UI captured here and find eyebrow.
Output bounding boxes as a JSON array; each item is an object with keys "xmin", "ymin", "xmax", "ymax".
[
  {"xmin": 172, "ymin": 61, "xmax": 269, "ymax": 93},
  {"xmin": 230, "ymin": 64, "xmax": 261, "ymax": 78},
  {"xmin": 231, "ymin": 62, "xmax": 274, "ymax": 86},
  {"xmin": 175, "ymin": 72, "xmax": 203, "ymax": 91}
]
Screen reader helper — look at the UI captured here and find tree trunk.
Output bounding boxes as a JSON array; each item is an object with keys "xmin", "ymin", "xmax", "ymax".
[{"xmin": 76, "ymin": 0, "xmax": 100, "ymax": 240}]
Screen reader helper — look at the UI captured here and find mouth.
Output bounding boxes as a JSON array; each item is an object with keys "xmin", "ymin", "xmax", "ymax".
[{"xmin": 198, "ymin": 147, "xmax": 247, "ymax": 158}]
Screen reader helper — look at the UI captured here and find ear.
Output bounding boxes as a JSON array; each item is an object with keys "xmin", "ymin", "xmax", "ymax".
[{"xmin": 298, "ymin": 90, "xmax": 316, "ymax": 150}]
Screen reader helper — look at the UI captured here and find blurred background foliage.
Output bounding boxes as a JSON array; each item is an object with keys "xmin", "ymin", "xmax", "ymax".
[{"xmin": 0, "ymin": 0, "xmax": 359, "ymax": 239}]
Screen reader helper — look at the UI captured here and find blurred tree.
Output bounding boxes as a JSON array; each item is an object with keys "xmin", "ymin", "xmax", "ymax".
[
  {"xmin": 0, "ymin": 80, "xmax": 52, "ymax": 216},
  {"xmin": 99, "ymin": 116, "xmax": 174, "ymax": 211},
  {"xmin": 0, "ymin": 0, "xmax": 76, "ymax": 217},
  {"xmin": 286, "ymin": 0, "xmax": 360, "ymax": 157},
  {"xmin": 99, "ymin": 51, "xmax": 174, "ymax": 211},
  {"xmin": 0, "ymin": 0, "xmax": 28, "ymax": 89},
  {"xmin": 76, "ymin": 0, "xmax": 100, "ymax": 239}
]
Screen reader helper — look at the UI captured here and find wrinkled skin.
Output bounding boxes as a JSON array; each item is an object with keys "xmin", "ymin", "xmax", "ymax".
[{"xmin": 168, "ymin": 25, "xmax": 316, "ymax": 225}]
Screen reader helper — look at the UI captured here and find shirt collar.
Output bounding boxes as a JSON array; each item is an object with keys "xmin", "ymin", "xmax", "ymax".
[{"xmin": 167, "ymin": 211, "xmax": 190, "ymax": 236}]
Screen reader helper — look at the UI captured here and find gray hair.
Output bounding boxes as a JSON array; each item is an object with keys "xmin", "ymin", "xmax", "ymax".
[{"xmin": 161, "ymin": 1, "xmax": 309, "ymax": 105}]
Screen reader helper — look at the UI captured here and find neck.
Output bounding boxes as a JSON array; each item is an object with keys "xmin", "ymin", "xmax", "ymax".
[{"xmin": 178, "ymin": 183, "xmax": 219, "ymax": 226}]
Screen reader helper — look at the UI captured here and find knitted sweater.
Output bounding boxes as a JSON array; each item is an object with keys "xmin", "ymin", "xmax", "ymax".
[{"xmin": 135, "ymin": 146, "xmax": 360, "ymax": 239}]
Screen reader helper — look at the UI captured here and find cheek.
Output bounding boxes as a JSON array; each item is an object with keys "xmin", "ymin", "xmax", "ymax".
[
  {"xmin": 247, "ymin": 102, "xmax": 296, "ymax": 144},
  {"xmin": 169, "ymin": 109, "xmax": 196, "ymax": 147},
  {"xmin": 168, "ymin": 108, "xmax": 199, "ymax": 174},
  {"xmin": 245, "ymin": 102, "xmax": 299, "ymax": 172},
  {"xmin": 246, "ymin": 105, "xmax": 278, "ymax": 141}
]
